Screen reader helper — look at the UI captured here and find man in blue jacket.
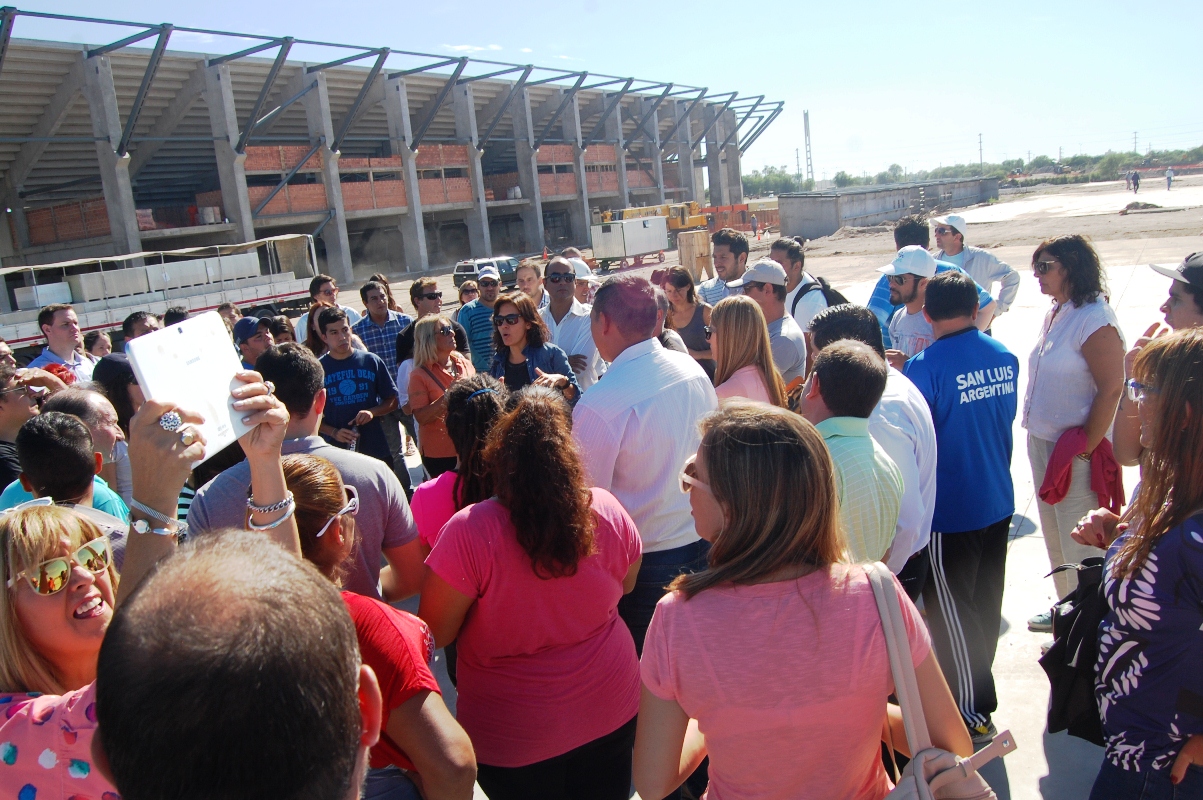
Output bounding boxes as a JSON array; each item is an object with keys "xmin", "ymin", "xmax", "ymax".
[{"xmin": 903, "ymin": 270, "xmax": 1019, "ymax": 746}]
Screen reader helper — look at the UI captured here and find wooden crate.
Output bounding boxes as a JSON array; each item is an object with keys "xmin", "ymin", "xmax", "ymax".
[{"xmin": 676, "ymin": 229, "xmax": 713, "ymax": 283}]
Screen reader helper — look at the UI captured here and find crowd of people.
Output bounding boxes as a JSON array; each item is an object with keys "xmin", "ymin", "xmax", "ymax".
[{"xmin": 0, "ymin": 221, "xmax": 1199, "ymax": 800}]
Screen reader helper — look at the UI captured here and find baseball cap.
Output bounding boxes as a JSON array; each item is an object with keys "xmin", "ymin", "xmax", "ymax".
[
  {"xmin": 233, "ymin": 316, "xmax": 270, "ymax": 345},
  {"xmin": 568, "ymin": 258, "xmax": 593, "ymax": 281},
  {"xmin": 879, "ymin": 245, "xmax": 938, "ymax": 278},
  {"xmin": 1149, "ymin": 253, "xmax": 1203, "ymax": 289},
  {"xmin": 727, "ymin": 258, "xmax": 787, "ymax": 288},
  {"xmin": 931, "ymin": 214, "xmax": 966, "ymax": 237},
  {"xmin": 477, "ymin": 264, "xmax": 501, "ymax": 281}
]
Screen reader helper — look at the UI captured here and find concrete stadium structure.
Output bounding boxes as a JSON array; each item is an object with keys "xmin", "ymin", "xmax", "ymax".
[{"xmin": 0, "ymin": 9, "xmax": 782, "ymax": 287}]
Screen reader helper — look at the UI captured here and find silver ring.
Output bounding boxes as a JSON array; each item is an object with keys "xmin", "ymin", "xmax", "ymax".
[
  {"xmin": 263, "ymin": 380, "xmax": 275, "ymax": 396},
  {"xmin": 159, "ymin": 411, "xmax": 183, "ymax": 432},
  {"xmin": 180, "ymin": 428, "xmax": 198, "ymax": 447}
]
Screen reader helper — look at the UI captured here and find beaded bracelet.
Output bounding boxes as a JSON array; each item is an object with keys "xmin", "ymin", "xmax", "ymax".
[
  {"xmin": 246, "ymin": 491, "xmax": 294, "ymax": 515},
  {"xmin": 247, "ymin": 497, "xmax": 296, "ymax": 531}
]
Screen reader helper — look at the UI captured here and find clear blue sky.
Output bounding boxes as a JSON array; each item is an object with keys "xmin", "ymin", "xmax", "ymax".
[{"xmin": 14, "ymin": 0, "xmax": 1203, "ymax": 178}]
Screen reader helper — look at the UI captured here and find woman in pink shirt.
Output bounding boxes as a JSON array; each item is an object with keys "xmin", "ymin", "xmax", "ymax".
[
  {"xmin": 634, "ymin": 402, "xmax": 972, "ymax": 800},
  {"xmin": 710, "ymin": 295, "xmax": 787, "ymax": 407},
  {"xmin": 420, "ymin": 387, "xmax": 643, "ymax": 800}
]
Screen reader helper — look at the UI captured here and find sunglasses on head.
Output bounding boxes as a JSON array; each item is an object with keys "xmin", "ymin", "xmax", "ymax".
[
  {"xmin": 420, "ymin": 292, "xmax": 443, "ymax": 301},
  {"xmin": 493, "ymin": 313, "xmax": 522, "ymax": 327},
  {"xmin": 7, "ymin": 533, "xmax": 112, "ymax": 596},
  {"xmin": 1033, "ymin": 259, "xmax": 1059, "ymax": 276},
  {"xmin": 546, "ymin": 273, "xmax": 574, "ymax": 284},
  {"xmin": 315, "ymin": 485, "xmax": 359, "ymax": 539}
]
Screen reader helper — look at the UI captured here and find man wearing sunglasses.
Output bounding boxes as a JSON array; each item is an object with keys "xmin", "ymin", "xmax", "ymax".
[
  {"xmin": 931, "ymin": 214, "xmax": 1019, "ymax": 324},
  {"xmin": 459, "ymin": 264, "xmax": 503, "ymax": 372},
  {"xmin": 292, "ymin": 274, "xmax": 363, "ymax": 343},
  {"xmin": 728, "ymin": 258, "xmax": 808, "ymax": 384},
  {"xmin": 540, "ymin": 256, "xmax": 603, "ymax": 390},
  {"xmin": 0, "ymin": 365, "xmax": 39, "ymax": 490}
]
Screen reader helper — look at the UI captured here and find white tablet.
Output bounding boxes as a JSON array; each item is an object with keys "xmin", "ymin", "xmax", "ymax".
[{"xmin": 125, "ymin": 310, "xmax": 252, "ymax": 464}]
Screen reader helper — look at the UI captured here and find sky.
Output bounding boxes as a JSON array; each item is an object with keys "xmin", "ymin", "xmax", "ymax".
[{"xmin": 12, "ymin": 0, "xmax": 1203, "ymax": 178}]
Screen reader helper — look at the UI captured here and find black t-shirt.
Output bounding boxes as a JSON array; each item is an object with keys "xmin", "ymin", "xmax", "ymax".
[
  {"xmin": 395, "ymin": 320, "xmax": 469, "ymax": 363},
  {"xmin": 0, "ymin": 440, "xmax": 19, "ymax": 489},
  {"xmin": 503, "ymin": 359, "xmax": 532, "ymax": 392}
]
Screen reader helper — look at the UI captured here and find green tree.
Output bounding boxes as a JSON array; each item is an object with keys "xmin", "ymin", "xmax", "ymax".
[{"xmin": 833, "ymin": 171, "xmax": 854, "ymax": 187}]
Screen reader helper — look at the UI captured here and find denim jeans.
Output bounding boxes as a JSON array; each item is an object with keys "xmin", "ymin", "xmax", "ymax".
[
  {"xmin": 1089, "ymin": 759, "xmax": 1203, "ymax": 800},
  {"xmin": 618, "ymin": 539, "xmax": 710, "ymax": 657},
  {"xmin": 363, "ymin": 766, "xmax": 423, "ymax": 800}
]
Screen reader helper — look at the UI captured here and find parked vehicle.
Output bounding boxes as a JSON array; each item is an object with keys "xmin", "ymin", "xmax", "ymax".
[{"xmin": 452, "ymin": 256, "xmax": 520, "ymax": 288}]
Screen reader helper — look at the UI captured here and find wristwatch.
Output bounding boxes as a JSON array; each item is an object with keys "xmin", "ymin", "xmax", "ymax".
[{"xmin": 132, "ymin": 517, "xmax": 183, "ymax": 537}]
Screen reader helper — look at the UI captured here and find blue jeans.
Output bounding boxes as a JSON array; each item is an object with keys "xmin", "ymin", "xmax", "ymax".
[
  {"xmin": 618, "ymin": 539, "xmax": 710, "ymax": 656},
  {"xmin": 363, "ymin": 766, "xmax": 422, "ymax": 800},
  {"xmin": 1089, "ymin": 759, "xmax": 1203, "ymax": 800}
]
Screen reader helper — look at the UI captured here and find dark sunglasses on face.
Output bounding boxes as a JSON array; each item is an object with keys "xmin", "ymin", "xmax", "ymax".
[
  {"xmin": 1033, "ymin": 259, "xmax": 1059, "ymax": 276},
  {"xmin": 888, "ymin": 274, "xmax": 910, "ymax": 285},
  {"xmin": 420, "ymin": 292, "xmax": 443, "ymax": 301},
  {"xmin": 478, "ymin": 280, "xmax": 499, "ymax": 288},
  {"xmin": 933, "ymin": 226, "xmax": 954, "ymax": 235},
  {"xmin": 546, "ymin": 273, "xmax": 574, "ymax": 284},
  {"xmin": 494, "ymin": 313, "xmax": 522, "ymax": 327},
  {"xmin": 437, "ymin": 325, "xmax": 455, "ymax": 336}
]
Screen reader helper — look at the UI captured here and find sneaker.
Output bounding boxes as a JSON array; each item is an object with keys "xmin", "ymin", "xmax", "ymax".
[
  {"xmin": 969, "ymin": 719, "xmax": 998, "ymax": 746},
  {"xmin": 1028, "ymin": 609, "xmax": 1053, "ymax": 633},
  {"xmin": 1040, "ymin": 639, "xmax": 1054, "ymax": 656}
]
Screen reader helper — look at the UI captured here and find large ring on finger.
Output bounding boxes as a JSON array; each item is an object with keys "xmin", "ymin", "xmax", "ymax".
[
  {"xmin": 159, "ymin": 411, "xmax": 183, "ymax": 432},
  {"xmin": 179, "ymin": 428, "xmax": 198, "ymax": 447},
  {"xmin": 263, "ymin": 380, "xmax": 275, "ymax": 396}
]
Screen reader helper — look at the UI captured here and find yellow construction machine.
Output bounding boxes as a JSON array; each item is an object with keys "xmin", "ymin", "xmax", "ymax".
[{"xmin": 601, "ymin": 201, "xmax": 707, "ymax": 233}]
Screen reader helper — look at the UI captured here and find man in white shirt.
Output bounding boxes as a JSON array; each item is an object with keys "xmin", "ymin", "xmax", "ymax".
[
  {"xmin": 728, "ymin": 258, "xmax": 808, "ymax": 384},
  {"xmin": 28, "ymin": 304, "xmax": 94, "ymax": 382},
  {"xmin": 931, "ymin": 214, "xmax": 1019, "ymax": 322},
  {"xmin": 540, "ymin": 257, "xmax": 602, "ymax": 390},
  {"xmin": 770, "ymin": 237, "xmax": 828, "ymax": 334},
  {"xmin": 809, "ymin": 302, "xmax": 937, "ymax": 600},
  {"xmin": 573, "ymin": 274, "xmax": 718, "ymax": 653},
  {"xmin": 515, "ymin": 261, "xmax": 550, "ymax": 311},
  {"xmin": 293, "ymin": 274, "xmax": 363, "ymax": 342}
]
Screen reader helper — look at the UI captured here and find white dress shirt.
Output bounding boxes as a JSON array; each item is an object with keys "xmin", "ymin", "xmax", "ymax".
[
  {"xmin": 540, "ymin": 298, "xmax": 603, "ymax": 390},
  {"xmin": 573, "ymin": 337, "xmax": 718, "ymax": 553},
  {"xmin": 870, "ymin": 367, "xmax": 938, "ymax": 572}
]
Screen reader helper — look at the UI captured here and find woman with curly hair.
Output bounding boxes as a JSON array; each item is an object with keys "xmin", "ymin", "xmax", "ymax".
[
  {"xmin": 420, "ymin": 387, "xmax": 642, "ymax": 800},
  {"xmin": 1070, "ymin": 328, "xmax": 1203, "ymax": 796}
]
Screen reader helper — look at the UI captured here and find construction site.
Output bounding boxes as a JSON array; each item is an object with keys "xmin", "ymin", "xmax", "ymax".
[{"xmin": 0, "ymin": 8, "xmax": 783, "ymax": 289}]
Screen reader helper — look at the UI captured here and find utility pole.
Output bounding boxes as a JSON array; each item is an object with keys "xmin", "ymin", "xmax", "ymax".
[
  {"xmin": 803, "ymin": 110, "xmax": 814, "ymax": 184},
  {"xmin": 978, "ymin": 133, "xmax": 983, "ymax": 176},
  {"xmin": 1058, "ymin": 146, "xmax": 1062, "ymax": 162},
  {"xmin": 1027, "ymin": 150, "xmax": 1031, "ymax": 165},
  {"xmin": 1134, "ymin": 131, "xmax": 1138, "ymax": 153}
]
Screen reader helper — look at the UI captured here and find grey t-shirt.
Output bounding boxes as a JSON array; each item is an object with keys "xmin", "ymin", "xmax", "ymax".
[
  {"xmin": 768, "ymin": 313, "xmax": 808, "ymax": 383},
  {"xmin": 187, "ymin": 435, "xmax": 417, "ymax": 599}
]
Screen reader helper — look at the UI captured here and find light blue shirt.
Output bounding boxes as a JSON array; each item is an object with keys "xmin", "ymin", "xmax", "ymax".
[
  {"xmin": 27, "ymin": 347, "xmax": 95, "ymax": 383},
  {"xmin": 0, "ymin": 475, "xmax": 130, "ymax": 521},
  {"xmin": 868, "ymin": 262, "xmax": 995, "ymax": 348}
]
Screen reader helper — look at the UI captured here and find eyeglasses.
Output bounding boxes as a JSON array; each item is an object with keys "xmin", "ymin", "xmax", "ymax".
[
  {"xmin": 933, "ymin": 226, "xmax": 955, "ymax": 236},
  {"xmin": 494, "ymin": 313, "xmax": 522, "ymax": 327},
  {"xmin": 318, "ymin": 286, "xmax": 338, "ymax": 297},
  {"xmin": 7, "ymin": 534, "xmax": 112, "ymax": 596},
  {"xmin": 1125, "ymin": 379, "xmax": 1159, "ymax": 404},
  {"xmin": 1033, "ymin": 259, "xmax": 1060, "ymax": 276},
  {"xmin": 478, "ymin": 280, "xmax": 499, "ymax": 288},
  {"xmin": 420, "ymin": 292, "xmax": 443, "ymax": 301},
  {"xmin": 887, "ymin": 274, "xmax": 910, "ymax": 285},
  {"xmin": 704, "ymin": 325, "xmax": 713, "ymax": 341},
  {"xmin": 679, "ymin": 455, "xmax": 711, "ymax": 495},
  {"xmin": 315, "ymin": 486, "xmax": 359, "ymax": 538},
  {"xmin": 461, "ymin": 289, "xmax": 479, "ymax": 297},
  {"xmin": 437, "ymin": 325, "xmax": 455, "ymax": 336},
  {"xmin": 0, "ymin": 384, "xmax": 38, "ymax": 400},
  {"xmin": 546, "ymin": 273, "xmax": 574, "ymax": 284}
]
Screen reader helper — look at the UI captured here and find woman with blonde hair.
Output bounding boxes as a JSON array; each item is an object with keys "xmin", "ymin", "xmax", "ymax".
[
  {"xmin": 709, "ymin": 295, "xmax": 787, "ymax": 407},
  {"xmin": 409, "ymin": 314, "xmax": 476, "ymax": 478},
  {"xmin": 634, "ymin": 402, "xmax": 971, "ymax": 800}
]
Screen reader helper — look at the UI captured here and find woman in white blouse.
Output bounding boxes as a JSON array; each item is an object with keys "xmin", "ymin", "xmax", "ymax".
[{"xmin": 1022, "ymin": 235, "xmax": 1125, "ymax": 617}]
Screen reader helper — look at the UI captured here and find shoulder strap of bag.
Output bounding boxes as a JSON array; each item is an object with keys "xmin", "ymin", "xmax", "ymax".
[
  {"xmin": 791, "ymin": 278, "xmax": 822, "ymax": 316},
  {"xmin": 420, "ymin": 364, "xmax": 451, "ymax": 392},
  {"xmin": 867, "ymin": 562, "xmax": 933, "ymax": 756}
]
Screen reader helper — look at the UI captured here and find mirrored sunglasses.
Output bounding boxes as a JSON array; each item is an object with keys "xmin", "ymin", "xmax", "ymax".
[{"xmin": 7, "ymin": 534, "xmax": 112, "ymax": 596}]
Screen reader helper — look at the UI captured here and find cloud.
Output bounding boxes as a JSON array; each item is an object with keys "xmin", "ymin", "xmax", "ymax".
[
  {"xmin": 443, "ymin": 44, "xmax": 487, "ymax": 52},
  {"xmin": 487, "ymin": 45, "xmax": 502, "ymax": 51},
  {"xmin": 520, "ymin": 47, "xmax": 533, "ymax": 53}
]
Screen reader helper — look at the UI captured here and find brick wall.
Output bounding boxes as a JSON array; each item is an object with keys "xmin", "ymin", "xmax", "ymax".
[
  {"xmin": 25, "ymin": 196, "xmax": 111, "ymax": 246},
  {"xmin": 536, "ymin": 144, "xmax": 576, "ymax": 164}
]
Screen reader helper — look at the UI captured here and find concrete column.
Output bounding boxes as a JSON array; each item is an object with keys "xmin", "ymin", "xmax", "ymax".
[
  {"xmin": 723, "ymin": 109, "xmax": 743, "ymax": 204},
  {"xmin": 203, "ymin": 64, "xmax": 255, "ymax": 242},
  {"xmin": 80, "ymin": 55, "xmax": 142, "ymax": 255},
  {"xmin": 559, "ymin": 90, "xmax": 592, "ymax": 246},
  {"xmin": 451, "ymin": 83, "xmax": 492, "ymax": 258},
  {"xmin": 383, "ymin": 76, "xmax": 429, "ymax": 271},
  {"xmin": 644, "ymin": 97, "xmax": 666, "ymax": 205},
  {"xmin": 511, "ymin": 87, "xmax": 545, "ymax": 252},
  {"xmin": 604, "ymin": 100, "xmax": 630, "ymax": 208},
  {"xmin": 670, "ymin": 100, "xmax": 699, "ymax": 204},
  {"xmin": 704, "ymin": 104, "xmax": 730, "ymax": 207},
  {"xmin": 8, "ymin": 204, "xmax": 30, "ymax": 251}
]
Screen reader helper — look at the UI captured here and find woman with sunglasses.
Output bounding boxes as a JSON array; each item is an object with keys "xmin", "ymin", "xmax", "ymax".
[
  {"xmin": 662, "ymin": 266, "xmax": 715, "ymax": 382},
  {"xmin": 488, "ymin": 292, "xmax": 579, "ymax": 401},
  {"xmin": 633, "ymin": 402, "xmax": 971, "ymax": 800},
  {"xmin": 282, "ymin": 453, "xmax": 478, "ymax": 800},
  {"xmin": 708, "ymin": 295, "xmax": 787, "ymax": 407},
  {"xmin": 420, "ymin": 387, "xmax": 642, "ymax": 800},
  {"xmin": 457, "ymin": 280, "xmax": 480, "ymax": 318},
  {"xmin": 1065, "ymin": 329, "xmax": 1203, "ymax": 797},
  {"xmin": 410, "ymin": 315, "xmax": 476, "ymax": 479},
  {"xmin": 0, "ymin": 370, "xmax": 287, "ymax": 800},
  {"xmin": 1023, "ymin": 235, "xmax": 1125, "ymax": 618}
]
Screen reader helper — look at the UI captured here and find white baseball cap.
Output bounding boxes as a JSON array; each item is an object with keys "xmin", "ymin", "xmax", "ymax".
[
  {"xmin": 727, "ymin": 257, "xmax": 787, "ymax": 288},
  {"xmin": 477, "ymin": 264, "xmax": 501, "ymax": 281},
  {"xmin": 879, "ymin": 245, "xmax": 938, "ymax": 278},
  {"xmin": 931, "ymin": 214, "xmax": 966, "ymax": 237}
]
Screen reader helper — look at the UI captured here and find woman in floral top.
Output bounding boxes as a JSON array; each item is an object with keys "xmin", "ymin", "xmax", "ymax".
[{"xmin": 1072, "ymin": 328, "xmax": 1203, "ymax": 798}]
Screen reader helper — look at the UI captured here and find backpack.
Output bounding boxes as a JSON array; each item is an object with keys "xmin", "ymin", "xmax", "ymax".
[
  {"xmin": 792, "ymin": 274, "xmax": 850, "ymax": 317},
  {"xmin": 1037, "ymin": 557, "xmax": 1108, "ymax": 746}
]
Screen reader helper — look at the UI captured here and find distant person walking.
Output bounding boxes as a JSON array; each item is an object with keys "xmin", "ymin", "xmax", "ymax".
[
  {"xmin": 1166, "ymin": 166, "xmax": 1174, "ymax": 190},
  {"xmin": 1125, "ymin": 172, "xmax": 1132, "ymax": 191},
  {"xmin": 1132, "ymin": 170, "xmax": 1141, "ymax": 194},
  {"xmin": 750, "ymin": 213, "xmax": 759, "ymax": 240}
]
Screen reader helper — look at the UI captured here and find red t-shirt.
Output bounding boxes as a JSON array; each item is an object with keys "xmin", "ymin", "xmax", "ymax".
[
  {"xmin": 425, "ymin": 488, "xmax": 642, "ymax": 767},
  {"xmin": 341, "ymin": 591, "xmax": 442, "ymax": 771}
]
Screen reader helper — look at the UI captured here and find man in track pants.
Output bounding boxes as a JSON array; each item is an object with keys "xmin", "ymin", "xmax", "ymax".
[{"xmin": 903, "ymin": 270, "xmax": 1019, "ymax": 744}]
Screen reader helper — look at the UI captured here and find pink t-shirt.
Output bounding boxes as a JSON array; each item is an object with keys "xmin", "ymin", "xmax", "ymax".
[
  {"xmin": 715, "ymin": 364, "xmax": 772, "ymax": 404},
  {"xmin": 426, "ymin": 488, "xmax": 642, "ymax": 767},
  {"xmin": 412, "ymin": 470, "xmax": 460, "ymax": 549},
  {"xmin": 641, "ymin": 564, "xmax": 930, "ymax": 800},
  {"xmin": 0, "ymin": 683, "xmax": 119, "ymax": 799}
]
